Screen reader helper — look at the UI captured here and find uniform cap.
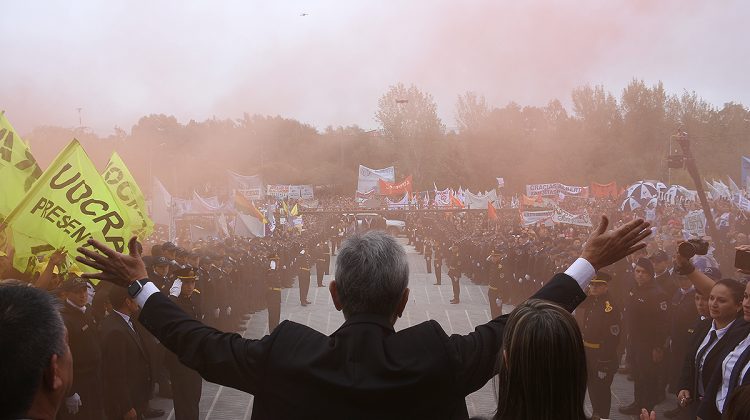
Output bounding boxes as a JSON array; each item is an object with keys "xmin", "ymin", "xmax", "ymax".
[{"xmin": 591, "ymin": 271, "xmax": 612, "ymax": 284}]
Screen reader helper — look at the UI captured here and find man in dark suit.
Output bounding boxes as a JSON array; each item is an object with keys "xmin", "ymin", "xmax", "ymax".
[
  {"xmin": 100, "ymin": 287, "xmax": 153, "ymax": 420},
  {"xmin": 77, "ymin": 217, "xmax": 651, "ymax": 420}
]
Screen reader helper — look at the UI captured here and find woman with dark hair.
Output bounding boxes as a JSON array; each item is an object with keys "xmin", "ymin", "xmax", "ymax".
[
  {"xmin": 674, "ymin": 247, "xmax": 750, "ymax": 420},
  {"xmin": 494, "ymin": 299, "xmax": 588, "ymax": 420},
  {"xmin": 675, "ymin": 278, "xmax": 746, "ymax": 417}
]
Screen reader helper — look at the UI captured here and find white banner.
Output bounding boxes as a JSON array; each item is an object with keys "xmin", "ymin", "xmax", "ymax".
[
  {"xmin": 237, "ymin": 187, "xmax": 263, "ymax": 200},
  {"xmin": 683, "ymin": 210, "xmax": 707, "ymax": 238},
  {"xmin": 552, "ymin": 209, "xmax": 592, "ymax": 227},
  {"xmin": 266, "ymin": 184, "xmax": 314, "ymax": 200},
  {"xmin": 526, "ymin": 183, "xmax": 589, "ymax": 197},
  {"xmin": 357, "ymin": 165, "xmax": 395, "ymax": 194},
  {"xmin": 521, "ymin": 210, "xmax": 555, "ymax": 226},
  {"xmin": 267, "ymin": 184, "xmax": 290, "ymax": 199},
  {"xmin": 288, "ymin": 185, "xmax": 302, "ymax": 199},
  {"xmin": 464, "ymin": 190, "xmax": 498, "ymax": 209},
  {"xmin": 434, "ymin": 188, "xmax": 451, "ymax": 207},
  {"xmin": 228, "ymin": 170, "xmax": 262, "ymax": 190},
  {"xmin": 300, "ymin": 185, "xmax": 314, "ymax": 200}
]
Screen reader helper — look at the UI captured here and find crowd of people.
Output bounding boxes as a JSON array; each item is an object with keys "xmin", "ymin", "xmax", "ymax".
[{"xmin": 1, "ymin": 187, "xmax": 750, "ymax": 420}]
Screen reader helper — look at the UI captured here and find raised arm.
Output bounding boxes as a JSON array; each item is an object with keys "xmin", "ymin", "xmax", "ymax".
[
  {"xmin": 449, "ymin": 216, "xmax": 651, "ymax": 394},
  {"xmin": 76, "ymin": 237, "xmax": 271, "ymax": 394}
]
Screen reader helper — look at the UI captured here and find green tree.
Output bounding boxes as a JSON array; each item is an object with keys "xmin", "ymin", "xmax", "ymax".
[{"xmin": 375, "ymin": 83, "xmax": 445, "ymax": 188}]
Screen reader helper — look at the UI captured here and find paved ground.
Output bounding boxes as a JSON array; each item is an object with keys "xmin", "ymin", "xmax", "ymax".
[{"xmin": 149, "ymin": 238, "xmax": 678, "ymax": 419}]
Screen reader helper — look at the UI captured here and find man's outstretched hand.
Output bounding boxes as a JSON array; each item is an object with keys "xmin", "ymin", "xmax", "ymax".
[
  {"xmin": 76, "ymin": 236, "xmax": 147, "ymax": 287},
  {"xmin": 581, "ymin": 216, "xmax": 652, "ymax": 271}
]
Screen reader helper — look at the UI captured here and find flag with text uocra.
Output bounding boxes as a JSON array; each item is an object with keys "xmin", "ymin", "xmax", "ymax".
[
  {"xmin": 3, "ymin": 140, "xmax": 133, "ymax": 271},
  {"xmin": 102, "ymin": 152, "xmax": 154, "ymax": 239},
  {"xmin": 0, "ymin": 112, "xmax": 44, "ymax": 221}
]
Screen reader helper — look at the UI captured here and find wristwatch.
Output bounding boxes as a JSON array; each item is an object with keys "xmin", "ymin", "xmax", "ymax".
[{"xmin": 127, "ymin": 279, "xmax": 150, "ymax": 298}]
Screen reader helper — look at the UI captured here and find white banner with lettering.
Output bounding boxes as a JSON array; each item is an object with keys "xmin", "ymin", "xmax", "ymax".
[
  {"xmin": 552, "ymin": 209, "xmax": 593, "ymax": 227},
  {"xmin": 357, "ymin": 165, "xmax": 395, "ymax": 194},
  {"xmin": 522, "ymin": 210, "xmax": 555, "ymax": 226},
  {"xmin": 682, "ymin": 210, "xmax": 707, "ymax": 238},
  {"xmin": 526, "ymin": 183, "xmax": 589, "ymax": 198}
]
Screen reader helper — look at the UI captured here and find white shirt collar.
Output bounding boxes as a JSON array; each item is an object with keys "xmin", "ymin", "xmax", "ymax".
[
  {"xmin": 66, "ymin": 299, "xmax": 86, "ymax": 313},
  {"xmin": 112, "ymin": 308, "xmax": 132, "ymax": 326},
  {"xmin": 710, "ymin": 319, "xmax": 736, "ymax": 337}
]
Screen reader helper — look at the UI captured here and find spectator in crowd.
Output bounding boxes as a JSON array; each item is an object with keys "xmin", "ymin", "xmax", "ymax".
[
  {"xmin": 100, "ymin": 287, "xmax": 154, "ymax": 420},
  {"xmin": 76, "ymin": 216, "xmax": 651, "ymax": 419},
  {"xmin": 493, "ymin": 299, "xmax": 587, "ymax": 420},
  {"xmin": 673, "ymin": 245, "xmax": 750, "ymax": 420},
  {"xmin": 0, "ymin": 284, "xmax": 73, "ymax": 420},
  {"xmin": 673, "ymin": 278, "xmax": 745, "ymax": 419}
]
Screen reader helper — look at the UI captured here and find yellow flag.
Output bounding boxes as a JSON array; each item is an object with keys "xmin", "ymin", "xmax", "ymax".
[
  {"xmin": 291, "ymin": 204, "xmax": 299, "ymax": 216},
  {"xmin": 0, "ymin": 112, "xmax": 43, "ymax": 221},
  {"xmin": 3, "ymin": 139, "xmax": 133, "ymax": 271},
  {"xmin": 102, "ymin": 152, "xmax": 154, "ymax": 239}
]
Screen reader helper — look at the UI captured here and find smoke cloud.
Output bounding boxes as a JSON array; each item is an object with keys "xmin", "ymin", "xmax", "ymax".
[{"xmin": 1, "ymin": 0, "xmax": 748, "ymax": 135}]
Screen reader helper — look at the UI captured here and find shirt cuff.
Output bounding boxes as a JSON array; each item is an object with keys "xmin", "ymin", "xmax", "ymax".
[
  {"xmin": 134, "ymin": 280, "xmax": 160, "ymax": 308},
  {"xmin": 564, "ymin": 258, "xmax": 596, "ymax": 290}
]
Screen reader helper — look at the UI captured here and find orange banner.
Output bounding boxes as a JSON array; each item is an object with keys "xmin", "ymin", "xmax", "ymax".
[
  {"xmin": 378, "ymin": 175, "xmax": 413, "ymax": 196},
  {"xmin": 590, "ymin": 182, "xmax": 618, "ymax": 198}
]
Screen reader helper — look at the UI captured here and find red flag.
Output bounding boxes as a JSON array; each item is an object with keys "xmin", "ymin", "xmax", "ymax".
[{"xmin": 487, "ymin": 201, "xmax": 498, "ymax": 221}]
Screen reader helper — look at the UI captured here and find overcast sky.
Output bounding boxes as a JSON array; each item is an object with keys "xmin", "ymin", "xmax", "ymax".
[{"xmin": 1, "ymin": 0, "xmax": 748, "ymax": 135}]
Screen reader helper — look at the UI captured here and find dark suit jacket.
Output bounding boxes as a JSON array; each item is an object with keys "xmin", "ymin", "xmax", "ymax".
[
  {"xmin": 60, "ymin": 301, "xmax": 102, "ymax": 397},
  {"xmin": 139, "ymin": 272, "xmax": 585, "ymax": 419},
  {"xmin": 99, "ymin": 311, "xmax": 153, "ymax": 419},
  {"xmin": 676, "ymin": 317, "xmax": 712, "ymax": 395},
  {"xmin": 696, "ymin": 319, "xmax": 750, "ymax": 420}
]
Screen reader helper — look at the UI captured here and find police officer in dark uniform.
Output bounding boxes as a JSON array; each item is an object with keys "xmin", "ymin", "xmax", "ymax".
[
  {"xmin": 314, "ymin": 242, "xmax": 327, "ymax": 287},
  {"xmin": 58, "ymin": 277, "xmax": 104, "ymax": 420},
  {"xmin": 148, "ymin": 256, "xmax": 172, "ymax": 293},
  {"xmin": 580, "ymin": 272, "xmax": 622, "ymax": 420},
  {"xmin": 144, "ymin": 256, "xmax": 175, "ymax": 398},
  {"xmin": 165, "ymin": 268, "xmax": 203, "ymax": 420},
  {"xmin": 619, "ymin": 258, "xmax": 670, "ymax": 415},
  {"xmin": 447, "ymin": 243, "xmax": 461, "ymax": 304},
  {"xmin": 433, "ymin": 242, "xmax": 443, "ymax": 285},
  {"xmin": 266, "ymin": 251, "xmax": 283, "ymax": 331},
  {"xmin": 424, "ymin": 239, "xmax": 433, "ymax": 274},
  {"xmin": 297, "ymin": 249, "xmax": 312, "ymax": 306},
  {"xmin": 486, "ymin": 249, "xmax": 505, "ymax": 318}
]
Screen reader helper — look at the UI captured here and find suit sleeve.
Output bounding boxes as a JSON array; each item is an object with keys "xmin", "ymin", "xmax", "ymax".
[
  {"xmin": 102, "ymin": 329, "xmax": 134, "ymax": 417},
  {"xmin": 447, "ymin": 273, "xmax": 586, "ymax": 395},
  {"xmin": 677, "ymin": 339, "xmax": 697, "ymax": 394},
  {"xmin": 138, "ymin": 292, "xmax": 275, "ymax": 394}
]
